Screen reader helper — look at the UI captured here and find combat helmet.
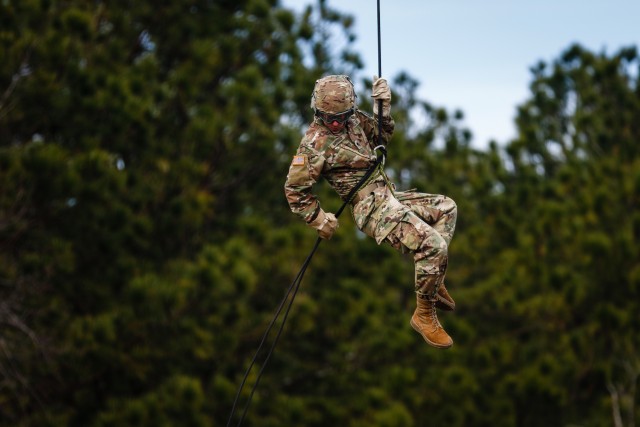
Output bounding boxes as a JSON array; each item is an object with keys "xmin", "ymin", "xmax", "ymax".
[{"xmin": 310, "ymin": 75, "xmax": 356, "ymax": 115}]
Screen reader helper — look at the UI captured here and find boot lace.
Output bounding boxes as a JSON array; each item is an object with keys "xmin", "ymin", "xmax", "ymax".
[{"xmin": 429, "ymin": 300, "xmax": 443, "ymax": 329}]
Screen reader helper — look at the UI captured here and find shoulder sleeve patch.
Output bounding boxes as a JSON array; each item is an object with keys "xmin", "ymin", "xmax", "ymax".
[{"xmin": 292, "ymin": 154, "xmax": 306, "ymax": 166}]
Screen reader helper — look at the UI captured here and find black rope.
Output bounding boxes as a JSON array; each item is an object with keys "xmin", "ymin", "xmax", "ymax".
[
  {"xmin": 226, "ymin": 153, "xmax": 384, "ymax": 427},
  {"xmin": 377, "ymin": 0, "xmax": 382, "ymax": 78},
  {"xmin": 227, "ymin": 2, "xmax": 386, "ymax": 425},
  {"xmin": 231, "ymin": 236, "xmax": 321, "ymax": 427},
  {"xmin": 377, "ymin": 0, "xmax": 384, "ymax": 146}
]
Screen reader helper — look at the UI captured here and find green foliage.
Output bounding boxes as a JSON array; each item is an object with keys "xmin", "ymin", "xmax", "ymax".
[{"xmin": 1, "ymin": 1, "xmax": 639, "ymax": 426}]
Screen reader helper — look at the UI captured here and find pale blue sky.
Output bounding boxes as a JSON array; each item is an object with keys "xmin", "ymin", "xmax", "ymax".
[{"xmin": 281, "ymin": 0, "xmax": 640, "ymax": 147}]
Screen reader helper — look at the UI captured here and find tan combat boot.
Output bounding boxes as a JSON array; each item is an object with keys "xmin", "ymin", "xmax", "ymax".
[
  {"xmin": 436, "ymin": 284, "xmax": 455, "ymax": 311},
  {"xmin": 410, "ymin": 295, "xmax": 453, "ymax": 349}
]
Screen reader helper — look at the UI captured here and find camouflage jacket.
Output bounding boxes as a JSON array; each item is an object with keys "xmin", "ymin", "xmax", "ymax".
[{"xmin": 284, "ymin": 110, "xmax": 396, "ymax": 242}]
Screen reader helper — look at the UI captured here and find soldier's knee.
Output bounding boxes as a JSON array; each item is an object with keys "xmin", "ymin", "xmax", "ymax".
[
  {"xmin": 444, "ymin": 196, "xmax": 457, "ymax": 215},
  {"xmin": 416, "ymin": 233, "xmax": 448, "ymax": 261},
  {"xmin": 433, "ymin": 241, "xmax": 448, "ymax": 261}
]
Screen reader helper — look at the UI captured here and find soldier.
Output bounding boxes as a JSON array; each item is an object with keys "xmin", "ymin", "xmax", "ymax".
[{"xmin": 284, "ymin": 75, "xmax": 458, "ymax": 349}]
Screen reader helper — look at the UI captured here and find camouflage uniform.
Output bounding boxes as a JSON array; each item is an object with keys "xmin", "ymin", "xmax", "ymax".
[{"xmin": 284, "ymin": 104, "xmax": 457, "ymax": 300}]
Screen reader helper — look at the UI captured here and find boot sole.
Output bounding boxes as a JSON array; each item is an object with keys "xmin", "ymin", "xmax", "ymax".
[{"xmin": 410, "ymin": 319, "xmax": 453, "ymax": 349}]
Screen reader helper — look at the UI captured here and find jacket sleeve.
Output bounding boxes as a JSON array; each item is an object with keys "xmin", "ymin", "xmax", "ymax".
[
  {"xmin": 284, "ymin": 144, "xmax": 326, "ymax": 223},
  {"xmin": 358, "ymin": 110, "xmax": 394, "ymax": 148}
]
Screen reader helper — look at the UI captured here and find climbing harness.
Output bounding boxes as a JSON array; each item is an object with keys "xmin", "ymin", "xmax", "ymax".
[{"xmin": 227, "ymin": 2, "xmax": 386, "ymax": 425}]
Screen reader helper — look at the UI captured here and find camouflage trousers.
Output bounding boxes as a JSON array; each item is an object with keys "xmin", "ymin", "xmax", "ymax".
[{"xmin": 382, "ymin": 190, "xmax": 457, "ymax": 299}]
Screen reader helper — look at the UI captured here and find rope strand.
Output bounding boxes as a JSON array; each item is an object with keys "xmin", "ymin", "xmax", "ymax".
[
  {"xmin": 227, "ymin": 2, "xmax": 385, "ymax": 424},
  {"xmin": 227, "ymin": 154, "xmax": 384, "ymax": 427},
  {"xmin": 376, "ymin": 0, "xmax": 384, "ymax": 157}
]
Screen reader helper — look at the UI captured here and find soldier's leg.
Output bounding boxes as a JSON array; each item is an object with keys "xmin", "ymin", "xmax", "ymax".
[
  {"xmin": 384, "ymin": 214, "xmax": 448, "ymax": 297},
  {"xmin": 384, "ymin": 214, "xmax": 453, "ymax": 348},
  {"xmin": 395, "ymin": 190, "xmax": 457, "ymax": 310},
  {"xmin": 394, "ymin": 191, "xmax": 457, "ymax": 246}
]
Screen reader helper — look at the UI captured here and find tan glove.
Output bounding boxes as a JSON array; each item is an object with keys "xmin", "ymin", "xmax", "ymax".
[
  {"xmin": 308, "ymin": 209, "xmax": 339, "ymax": 240},
  {"xmin": 372, "ymin": 75, "xmax": 391, "ymax": 118}
]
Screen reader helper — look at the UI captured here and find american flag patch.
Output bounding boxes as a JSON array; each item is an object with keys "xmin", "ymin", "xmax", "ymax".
[{"xmin": 292, "ymin": 155, "xmax": 306, "ymax": 166}]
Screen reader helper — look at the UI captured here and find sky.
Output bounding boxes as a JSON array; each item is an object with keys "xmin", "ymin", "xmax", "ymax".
[{"xmin": 280, "ymin": 0, "xmax": 640, "ymax": 148}]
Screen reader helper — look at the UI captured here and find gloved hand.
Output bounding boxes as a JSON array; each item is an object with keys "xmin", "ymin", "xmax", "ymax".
[
  {"xmin": 372, "ymin": 76, "xmax": 391, "ymax": 118},
  {"xmin": 308, "ymin": 209, "xmax": 339, "ymax": 240}
]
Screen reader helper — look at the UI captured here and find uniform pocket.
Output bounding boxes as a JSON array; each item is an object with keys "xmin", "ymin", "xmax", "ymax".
[{"xmin": 352, "ymin": 192, "xmax": 375, "ymax": 231}]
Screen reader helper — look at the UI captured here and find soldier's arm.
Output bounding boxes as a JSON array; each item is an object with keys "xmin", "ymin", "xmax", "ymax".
[{"xmin": 284, "ymin": 145, "xmax": 326, "ymax": 224}]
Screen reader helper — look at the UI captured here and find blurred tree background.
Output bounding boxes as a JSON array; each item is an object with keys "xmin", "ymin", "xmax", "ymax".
[{"xmin": 1, "ymin": 0, "xmax": 639, "ymax": 426}]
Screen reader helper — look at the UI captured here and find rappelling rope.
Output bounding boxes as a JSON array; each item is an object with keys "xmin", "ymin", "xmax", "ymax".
[
  {"xmin": 226, "ymin": 151, "xmax": 386, "ymax": 427},
  {"xmin": 227, "ymin": 2, "xmax": 385, "ymax": 425}
]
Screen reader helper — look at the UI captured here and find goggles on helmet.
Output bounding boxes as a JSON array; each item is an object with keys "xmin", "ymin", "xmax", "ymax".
[{"xmin": 315, "ymin": 108, "xmax": 355, "ymax": 125}]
